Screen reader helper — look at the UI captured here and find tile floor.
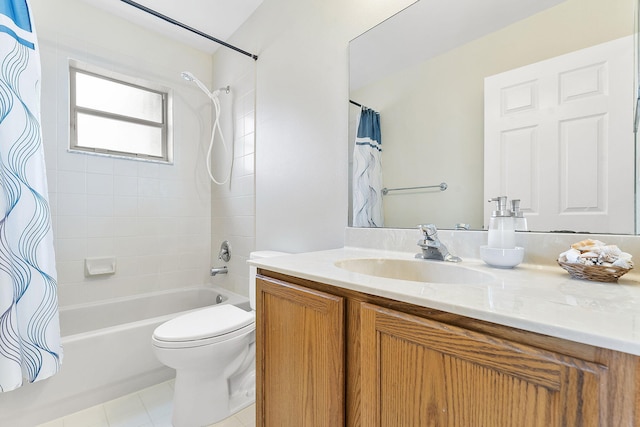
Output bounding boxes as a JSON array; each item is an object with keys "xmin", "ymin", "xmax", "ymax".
[{"xmin": 36, "ymin": 380, "xmax": 255, "ymax": 427}]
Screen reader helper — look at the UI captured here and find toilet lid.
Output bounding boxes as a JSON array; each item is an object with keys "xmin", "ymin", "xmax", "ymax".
[{"xmin": 153, "ymin": 305, "xmax": 255, "ymax": 342}]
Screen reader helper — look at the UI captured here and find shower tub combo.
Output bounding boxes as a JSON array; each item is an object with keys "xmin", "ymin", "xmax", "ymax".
[{"xmin": 0, "ymin": 285, "xmax": 248, "ymax": 426}]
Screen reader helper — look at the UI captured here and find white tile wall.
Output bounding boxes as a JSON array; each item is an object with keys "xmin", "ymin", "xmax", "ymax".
[
  {"xmin": 209, "ymin": 51, "xmax": 257, "ymax": 297},
  {"xmin": 32, "ymin": 0, "xmax": 217, "ymax": 306}
]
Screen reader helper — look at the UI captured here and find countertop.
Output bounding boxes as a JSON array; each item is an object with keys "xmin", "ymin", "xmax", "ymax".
[{"xmin": 249, "ymin": 247, "xmax": 640, "ymax": 356}]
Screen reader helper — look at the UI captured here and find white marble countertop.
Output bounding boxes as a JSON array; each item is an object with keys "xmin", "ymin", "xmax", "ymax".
[{"xmin": 249, "ymin": 247, "xmax": 640, "ymax": 356}]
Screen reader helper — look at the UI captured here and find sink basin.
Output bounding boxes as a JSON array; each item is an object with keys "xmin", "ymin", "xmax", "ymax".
[{"xmin": 334, "ymin": 258, "xmax": 493, "ymax": 285}]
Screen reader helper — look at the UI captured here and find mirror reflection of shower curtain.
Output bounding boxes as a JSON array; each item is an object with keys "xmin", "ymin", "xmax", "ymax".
[
  {"xmin": 352, "ymin": 107, "xmax": 383, "ymax": 227},
  {"xmin": 0, "ymin": 0, "xmax": 62, "ymax": 391}
]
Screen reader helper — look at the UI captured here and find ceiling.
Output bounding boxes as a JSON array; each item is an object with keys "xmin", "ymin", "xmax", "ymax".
[
  {"xmin": 349, "ymin": 0, "xmax": 565, "ymax": 90},
  {"xmin": 78, "ymin": 0, "xmax": 263, "ymax": 54}
]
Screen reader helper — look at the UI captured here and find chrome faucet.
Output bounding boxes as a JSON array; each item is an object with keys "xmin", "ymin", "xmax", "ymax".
[
  {"xmin": 210, "ymin": 266, "xmax": 228, "ymax": 276},
  {"xmin": 415, "ymin": 224, "xmax": 461, "ymax": 262},
  {"xmin": 211, "ymin": 241, "xmax": 231, "ymax": 276}
]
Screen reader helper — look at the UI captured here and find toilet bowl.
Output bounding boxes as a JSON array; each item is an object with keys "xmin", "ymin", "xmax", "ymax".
[{"xmin": 152, "ymin": 251, "xmax": 287, "ymax": 427}]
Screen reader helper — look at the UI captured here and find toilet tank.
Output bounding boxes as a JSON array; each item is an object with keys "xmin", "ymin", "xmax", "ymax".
[{"xmin": 249, "ymin": 251, "xmax": 289, "ymax": 310}]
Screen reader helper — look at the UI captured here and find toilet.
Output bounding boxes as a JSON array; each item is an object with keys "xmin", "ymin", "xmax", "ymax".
[{"xmin": 152, "ymin": 251, "xmax": 287, "ymax": 427}]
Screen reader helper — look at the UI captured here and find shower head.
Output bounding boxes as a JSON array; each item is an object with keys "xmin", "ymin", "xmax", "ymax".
[
  {"xmin": 181, "ymin": 71, "xmax": 230, "ymax": 99},
  {"xmin": 181, "ymin": 71, "xmax": 195, "ymax": 82},
  {"xmin": 181, "ymin": 71, "xmax": 212, "ymax": 97}
]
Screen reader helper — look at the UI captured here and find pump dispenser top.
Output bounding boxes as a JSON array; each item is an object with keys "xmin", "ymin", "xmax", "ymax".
[
  {"xmin": 510, "ymin": 199, "xmax": 528, "ymax": 231},
  {"xmin": 489, "ymin": 196, "xmax": 510, "ymax": 217},
  {"xmin": 487, "ymin": 196, "xmax": 515, "ymax": 249}
]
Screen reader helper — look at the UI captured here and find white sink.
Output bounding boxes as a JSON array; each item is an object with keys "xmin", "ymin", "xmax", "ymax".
[{"xmin": 334, "ymin": 258, "xmax": 494, "ymax": 285}]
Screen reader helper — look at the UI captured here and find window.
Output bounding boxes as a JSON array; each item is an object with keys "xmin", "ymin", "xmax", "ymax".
[{"xmin": 69, "ymin": 61, "xmax": 172, "ymax": 163}]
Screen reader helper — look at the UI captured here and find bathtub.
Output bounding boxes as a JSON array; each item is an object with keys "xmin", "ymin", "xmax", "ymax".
[{"xmin": 0, "ymin": 285, "xmax": 249, "ymax": 426}]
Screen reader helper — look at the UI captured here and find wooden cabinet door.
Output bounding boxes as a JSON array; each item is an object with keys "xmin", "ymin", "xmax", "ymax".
[
  {"xmin": 359, "ymin": 302, "xmax": 608, "ymax": 427},
  {"xmin": 256, "ymin": 276, "xmax": 345, "ymax": 427}
]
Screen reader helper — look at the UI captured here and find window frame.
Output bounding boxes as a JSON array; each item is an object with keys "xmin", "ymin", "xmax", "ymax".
[{"xmin": 69, "ymin": 60, "xmax": 173, "ymax": 163}]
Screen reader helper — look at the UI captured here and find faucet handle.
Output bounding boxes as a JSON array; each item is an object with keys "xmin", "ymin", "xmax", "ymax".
[
  {"xmin": 218, "ymin": 240, "xmax": 231, "ymax": 262},
  {"xmin": 418, "ymin": 224, "xmax": 438, "ymax": 238},
  {"xmin": 416, "ymin": 224, "xmax": 461, "ymax": 262}
]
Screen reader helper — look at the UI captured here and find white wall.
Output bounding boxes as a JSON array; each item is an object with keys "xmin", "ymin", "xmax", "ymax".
[
  {"xmin": 31, "ymin": 0, "xmax": 215, "ymax": 305},
  {"xmin": 226, "ymin": 0, "xmax": 416, "ymax": 253}
]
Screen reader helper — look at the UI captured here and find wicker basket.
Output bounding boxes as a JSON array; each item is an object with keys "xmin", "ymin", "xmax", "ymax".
[{"xmin": 557, "ymin": 261, "xmax": 631, "ymax": 283}]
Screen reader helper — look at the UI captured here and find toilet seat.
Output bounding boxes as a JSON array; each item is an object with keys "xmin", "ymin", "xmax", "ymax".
[{"xmin": 153, "ymin": 305, "xmax": 255, "ymax": 349}]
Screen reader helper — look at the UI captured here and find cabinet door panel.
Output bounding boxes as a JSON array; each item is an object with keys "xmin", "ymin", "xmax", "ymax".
[
  {"xmin": 257, "ymin": 276, "xmax": 345, "ymax": 427},
  {"xmin": 360, "ymin": 303, "xmax": 606, "ymax": 427}
]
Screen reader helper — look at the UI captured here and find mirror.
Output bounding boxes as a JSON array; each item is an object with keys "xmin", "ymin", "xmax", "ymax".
[{"xmin": 349, "ymin": 0, "xmax": 637, "ymax": 233}]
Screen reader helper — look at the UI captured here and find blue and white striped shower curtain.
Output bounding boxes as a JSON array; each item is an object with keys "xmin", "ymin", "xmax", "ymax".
[
  {"xmin": 352, "ymin": 107, "xmax": 383, "ymax": 227},
  {"xmin": 0, "ymin": 0, "xmax": 62, "ymax": 392}
]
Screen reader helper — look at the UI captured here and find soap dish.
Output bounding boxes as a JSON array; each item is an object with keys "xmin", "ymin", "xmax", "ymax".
[{"xmin": 480, "ymin": 246, "xmax": 524, "ymax": 268}]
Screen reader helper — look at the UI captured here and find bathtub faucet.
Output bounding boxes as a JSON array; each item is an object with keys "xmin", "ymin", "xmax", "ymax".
[{"xmin": 210, "ymin": 266, "xmax": 228, "ymax": 276}]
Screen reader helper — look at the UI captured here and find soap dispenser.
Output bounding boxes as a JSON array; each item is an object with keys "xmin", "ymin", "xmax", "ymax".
[
  {"xmin": 510, "ymin": 199, "xmax": 528, "ymax": 232},
  {"xmin": 487, "ymin": 196, "xmax": 515, "ymax": 249}
]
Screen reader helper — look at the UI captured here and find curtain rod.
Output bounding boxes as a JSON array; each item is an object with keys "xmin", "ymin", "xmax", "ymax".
[
  {"xmin": 119, "ymin": 0, "xmax": 258, "ymax": 61},
  {"xmin": 350, "ymin": 100, "xmax": 378, "ymax": 111}
]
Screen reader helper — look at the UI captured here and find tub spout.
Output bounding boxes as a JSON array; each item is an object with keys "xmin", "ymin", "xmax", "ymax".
[{"xmin": 210, "ymin": 266, "xmax": 228, "ymax": 276}]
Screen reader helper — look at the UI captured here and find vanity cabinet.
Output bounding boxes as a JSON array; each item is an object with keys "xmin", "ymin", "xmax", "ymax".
[
  {"xmin": 256, "ymin": 275, "xmax": 345, "ymax": 426},
  {"xmin": 256, "ymin": 271, "xmax": 640, "ymax": 426}
]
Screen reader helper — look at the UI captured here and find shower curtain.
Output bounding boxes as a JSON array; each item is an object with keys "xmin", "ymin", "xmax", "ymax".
[
  {"xmin": 0, "ymin": 0, "xmax": 62, "ymax": 392},
  {"xmin": 352, "ymin": 107, "xmax": 383, "ymax": 227}
]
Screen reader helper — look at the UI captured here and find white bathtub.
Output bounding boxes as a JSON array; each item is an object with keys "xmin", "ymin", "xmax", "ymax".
[{"xmin": 0, "ymin": 286, "xmax": 249, "ymax": 426}]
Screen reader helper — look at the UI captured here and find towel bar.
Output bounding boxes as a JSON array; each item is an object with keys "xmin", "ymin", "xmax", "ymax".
[{"xmin": 382, "ymin": 182, "xmax": 447, "ymax": 195}]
